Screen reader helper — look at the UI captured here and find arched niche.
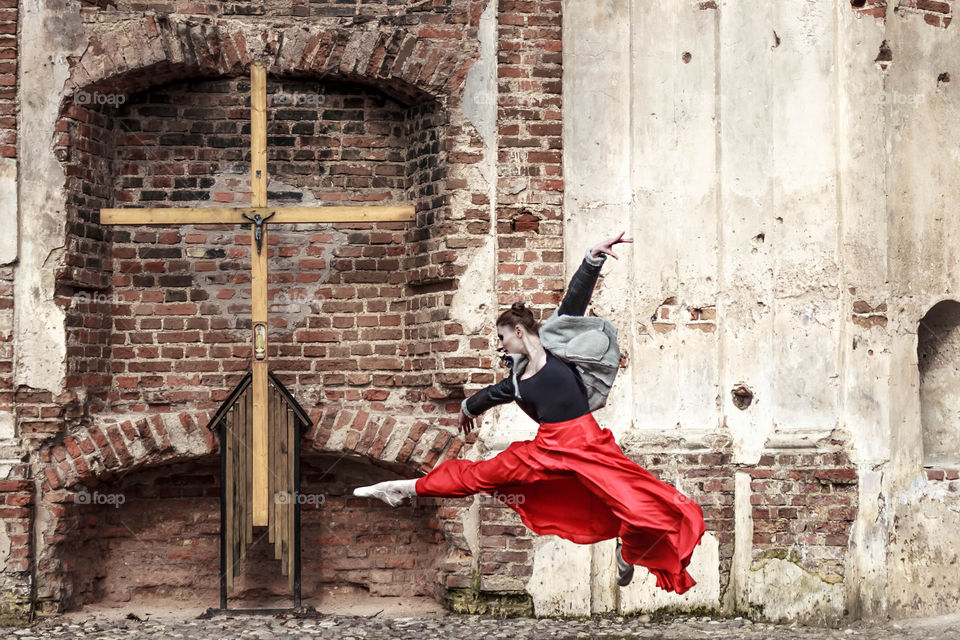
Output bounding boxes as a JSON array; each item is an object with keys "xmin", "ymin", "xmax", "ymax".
[
  {"xmin": 56, "ymin": 72, "xmax": 448, "ymax": 418},
  {"xmin": 50, "ymin": 452, "xmax": 459, "ymax": 610},
  {"xmin": 917, "ymin": 299, "xmax": 960, "ymax": 467}
]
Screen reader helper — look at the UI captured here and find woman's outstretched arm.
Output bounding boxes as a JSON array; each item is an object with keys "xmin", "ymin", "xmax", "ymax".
[
  {"xmin": 459, "ymin": 375, "xmax": 516, "ymax": 434},
  {"xmin": 556, "ymin": 231, "xmax": 633, "ymax": 317}
]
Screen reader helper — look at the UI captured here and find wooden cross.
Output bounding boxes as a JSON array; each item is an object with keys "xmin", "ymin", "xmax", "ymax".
[{"xmin": 101, "ymin": 63, "xmax": 415, "ymax": 527}]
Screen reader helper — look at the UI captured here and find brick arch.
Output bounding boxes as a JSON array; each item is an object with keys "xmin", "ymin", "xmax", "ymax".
[
  {"xmin": 37, "ymin": 406, "xmax": 472, "ymax": 609},
  {"xmin": 41, "ymin": 406, "xmax": 467, "ymax": 493},
  {"xmin": 306, "ymin": 406, "xmax": 467, "ymax": 475},
  {"xmin": 67, "ymin": 15, "xmax": 474, "ymax": 104},
  {"xmin": 40, "ymin": 412, "xmax": 217, "ymax": 493}
]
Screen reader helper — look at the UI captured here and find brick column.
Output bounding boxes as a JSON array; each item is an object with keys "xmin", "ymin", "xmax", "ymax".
[
  {"xmin": 467, "ymin": 0, "xmax": 564, "ymax": 596},
  {"xmin": 0, "ymin": 465, "xmax": 33, "ymax": 624},
  {"xmin": 0, "ymin": 0, "xmax": 27, "ymax": 624},
  {"xmin": 0, "ymin": 0, "xmax": 15, "ymax": 426},
  {"xmin": 496, "ymin": 0, "xmax": 564, "ymax": 319},
  {"xmin": 0, "ymin": 0, "xmax": 14, "ymax": 159}
]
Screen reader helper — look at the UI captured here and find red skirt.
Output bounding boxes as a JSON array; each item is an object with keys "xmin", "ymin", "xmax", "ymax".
[{"xmin": 415, "ymin": 413, "xmax": 706, "ymax": 594}]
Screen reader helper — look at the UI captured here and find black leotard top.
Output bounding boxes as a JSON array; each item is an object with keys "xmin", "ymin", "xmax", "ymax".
[{"xmin": 516, "ymin": 351, "xmax": 591, "ymax": 423}]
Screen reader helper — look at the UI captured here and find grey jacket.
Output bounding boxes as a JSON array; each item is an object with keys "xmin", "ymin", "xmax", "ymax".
[{"xmin": 461, "ymin": 249, "xmax": 622, "ymax": 420}]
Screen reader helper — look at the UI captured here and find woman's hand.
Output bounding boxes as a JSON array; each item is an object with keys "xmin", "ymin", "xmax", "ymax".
[
  {"xmin": 459, "ymin": 409, "xmax": 476, "ymax": 435},
  {"xmin": 590, "ymin": 231, "xmax": 634, "ymax": 260}
]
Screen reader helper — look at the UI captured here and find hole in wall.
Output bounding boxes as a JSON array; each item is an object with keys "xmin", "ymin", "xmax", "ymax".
[{"xmin": 731, "ymin": 385, "xmax": 754, "ymax": 410}]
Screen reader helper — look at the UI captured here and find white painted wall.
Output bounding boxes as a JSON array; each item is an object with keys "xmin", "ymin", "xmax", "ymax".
[{"xmin": 556, "ymin": 0, "xmax": 960, "ymax": 623}]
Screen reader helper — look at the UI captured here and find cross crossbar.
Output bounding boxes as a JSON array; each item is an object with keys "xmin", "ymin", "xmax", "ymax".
[{"xmin": 100, "ymin": 206, "xmax": 415, "ymax": 225}]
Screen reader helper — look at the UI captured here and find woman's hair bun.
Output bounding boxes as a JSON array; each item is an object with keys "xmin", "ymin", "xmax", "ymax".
[{"xmin": 496, "ymin": 299, "xmax": 540, "ymax": 334}]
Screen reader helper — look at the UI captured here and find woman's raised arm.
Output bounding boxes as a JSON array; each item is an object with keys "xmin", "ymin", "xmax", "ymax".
[{"xmin": 556, "ymin": 231, "xmax": 633, "ymax": 317}]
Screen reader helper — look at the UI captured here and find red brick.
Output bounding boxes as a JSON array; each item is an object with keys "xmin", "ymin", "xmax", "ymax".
[{"xmin": 43, "ymin": 467, "xmax": 63, "ymax": 490}]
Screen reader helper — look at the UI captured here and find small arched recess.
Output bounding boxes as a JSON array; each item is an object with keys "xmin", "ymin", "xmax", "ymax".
[{"xmin": 917, "ymin": 299, "xmax": 960, "ymax": 467}]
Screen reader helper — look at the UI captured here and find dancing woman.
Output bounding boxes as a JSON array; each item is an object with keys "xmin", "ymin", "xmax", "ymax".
[{"xmin": 355, "ymin": 233, "xmax": 706, "ymax": 593}]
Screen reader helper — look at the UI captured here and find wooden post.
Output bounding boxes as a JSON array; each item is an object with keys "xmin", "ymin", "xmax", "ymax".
[{"xmin": 250, "ymin": 62, "xmax": 270, "ymax": 527}]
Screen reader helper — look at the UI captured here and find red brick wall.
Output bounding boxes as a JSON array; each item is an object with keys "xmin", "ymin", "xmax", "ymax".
[
  {"xmin": 55, "ymin": 459, "xmax": 221, "ymax": 607},
  {"xmin": 51, "ymin": 455, "xmax": 452, "ymax": 607},
  {"xmin": 302, "ymin": 455, "xmax": 448, "ymax": 597},
  {"xmin": 0, "ymin": 0, "xmax": 14, "ymax": 430},
  {"xmin": 50, "ymin": 0, "xmax": 493, "ymax": 448},
  {"xmin": 641, "ymin": 453, "xmax": 736, "ymax": 593},
  {"xmin": 925, "ymin": 467, "xmax": 960, "ymax": 482},
  {"xmin": 495, "ymin": 0, "xmax": 564, "ymax": 318},
  {"xmin": 39, "ymin": 0, "xmax": 564, "ymax": 613},
  {"xmin": 0, "ymin": 0, "xmax": 14, "ymax": 159},
  {"xmin": 0, "ymin": 465, "xmax": 32, "ymax": 623},
  {"xmin": 475, "ymin": 501, "xmax": 534, "ymax": 590},
  {"xmin": 852, "ymin": 0, "xmax": 953, "ymax": 27},
  {"xmin": 49, "ymin": 77, "xmax": 454, "ymax": 423},
  {"xmin": 44, "ymin": 101, "xmax": 118, "ymax": 441},
  {"xmin": 748, "ymin": 451, "xmax": 858, "ymax": 582},
  {"xmin": 84, "ymin": 0, "xmax": 453, "ymax": 19}
]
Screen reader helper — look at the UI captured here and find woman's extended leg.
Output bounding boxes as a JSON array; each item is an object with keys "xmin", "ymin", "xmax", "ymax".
[
  {"xmin": 353, "ymin": 440, "xmax": 544, "ymax": 507},
  {"xmin": 415, "ymin": 440, "xmax": 546, "ymax": 497}
]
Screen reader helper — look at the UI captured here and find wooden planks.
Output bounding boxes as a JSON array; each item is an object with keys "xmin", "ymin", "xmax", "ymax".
[
  {"xmin": 268, "ymin": 386, "xmax": 276, "ymax": 544},
  {"xmin": 232, "ymin": 402, "xmax": 242, "ymax": 573},
  {"xmin": 223, "ymin": 380, "xmax": 301, "ymax": 598},
  {"xmin": 286, "ymin": 406, "xmax": 295, "ymax": 590},
  {"xmin": 225, "ymin": 407, "xmax": 235, "ymax": 592},
  {"xmin": 275, "ymin": 393, "xmax": 288, "ymax": 564}
]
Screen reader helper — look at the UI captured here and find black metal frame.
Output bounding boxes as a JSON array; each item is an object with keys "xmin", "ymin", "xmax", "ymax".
[{"xmin": 206, "ymin": 371, "xmax": 311, "ymax": 614}]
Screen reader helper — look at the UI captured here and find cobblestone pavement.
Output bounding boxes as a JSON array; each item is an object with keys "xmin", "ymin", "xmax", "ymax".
[{"xmin": 7, "ymin": 611, "xmax": 960, "ymax": 640}]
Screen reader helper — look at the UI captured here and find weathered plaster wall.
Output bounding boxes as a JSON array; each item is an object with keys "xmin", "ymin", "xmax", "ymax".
[
  {"xmin": 881, "ymin": 7, "xmax": 960, "ymax": 620},
  {"xmin": 562, "ymin": 0, "xmax": 960, "ymax": 625},
  {"xmin": 15, "ymin": 0, "xmax": 85, "ymax": 395}
]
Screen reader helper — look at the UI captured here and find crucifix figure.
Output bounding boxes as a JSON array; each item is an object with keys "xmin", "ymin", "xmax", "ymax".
[{"xmin": 101, "ymin": 63, "xmax": 415, "ymax": 535}]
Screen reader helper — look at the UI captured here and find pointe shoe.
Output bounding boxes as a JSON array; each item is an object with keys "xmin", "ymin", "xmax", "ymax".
[
  {"xmin": 353, "ymin": 479, "xmax": 416, "ymax": 507},
  {"xmin": 616, "ymin": 539, "xmax": 635, "ymax": 587}
]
